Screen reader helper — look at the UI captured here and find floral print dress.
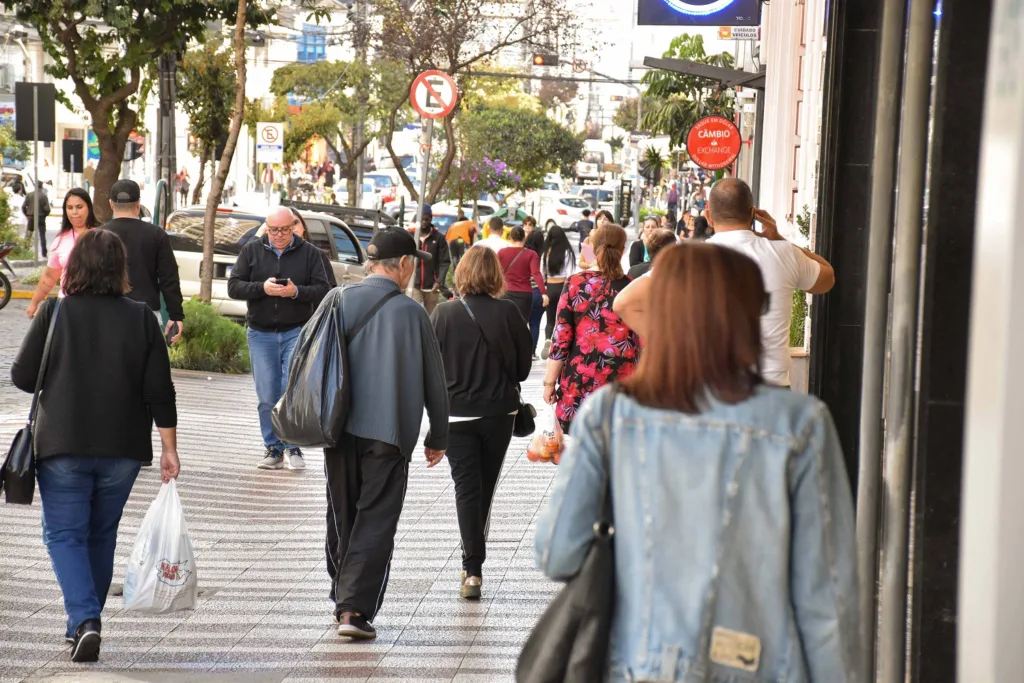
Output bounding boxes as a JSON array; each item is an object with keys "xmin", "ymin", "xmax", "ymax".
[{"xmin": 549, "ymin": 271, "xmax": 640, "ymax": 433}]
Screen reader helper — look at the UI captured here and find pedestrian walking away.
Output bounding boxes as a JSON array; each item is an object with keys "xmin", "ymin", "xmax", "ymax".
[
  {"xmin": 446, "ymin": 209, "xmax": 477, "ymax": 291},
  {"xmin": 705, "ymin": 178, "xmax": 835, "ymax": 387},
  {"xmin": 228, "ymin": 206, "xmax": 332, "ymax": 470},
  {"xmin": 409, "ymin": 203, "xmax": 451, "ymax": 314},
  {"xmin": 430, "ymin": 246, "xmax": 533, "ymax": 599},
  {"xmin": 23, "ymin": 183, "xmax": 51, "ymax": 258},
  {"xmin": 323, "ymin": 227, "xmax": 449, "ymax": 640},
  {"xmin": 26, "ymin": 188, "xmax": 100, "ymax": 319},
  {"xmin": 543, "ymin": 223, "xmax": 639, "ymax": 433},
  {"xmin": 576, "ymin": 208, "xmax": 594, "ymax": 247},
  {"xmin": 477, "ymin": 216, "xmax": 510, "ymax": 253},
  {"xmin": 566, "ymin": 243, "xmax": 860, "ymax": 683},
  {"xmin": 522, "ymin": 216, "xmax": 546, "ymax": 352},
  {"xmin": 103, "ymin": 179, "xmax": 186, "ymax": 343},
  {"xmin": 11, "ymin": 229, "xmax": 180, "ymax": 664},
  {"xmin": 498, "ymin": 226, "xmax": 548, "ymax": 328},
  {"xmin": 540, "ymin": 225, "xmax": 576, "ymax": 360}
]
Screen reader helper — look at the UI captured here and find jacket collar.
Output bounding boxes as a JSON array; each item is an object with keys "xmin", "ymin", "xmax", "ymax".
[{"xmin": 260, "ymin": 234, "xmax": 299, "ymax": 254}]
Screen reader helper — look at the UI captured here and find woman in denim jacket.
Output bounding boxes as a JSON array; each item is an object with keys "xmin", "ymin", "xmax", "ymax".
[{"xmin": 534, "ymin": 244, "xmax": 863, "ymax": 683}]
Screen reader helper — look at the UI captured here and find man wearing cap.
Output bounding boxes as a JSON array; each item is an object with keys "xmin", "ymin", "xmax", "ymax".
[
  {"xmin": 408, "ymin": 203, "xmax": 451, "ymax": 314},
  {"xmin": 325, "ymin": 227, "xmax": 449, "ymax": 640},
  {"xmin": 228, "ymin": 206, "xmax": 333, "ymax": 471},
  {"xmin": 104, "ymin": 179, "xmax": 185, "ymax": 343}
]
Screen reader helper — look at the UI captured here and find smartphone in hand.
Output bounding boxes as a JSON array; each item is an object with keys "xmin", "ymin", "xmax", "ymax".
[
  {"xmin": 581, "ymin": 242, "xmax": 596, "ymax": 264},
  {"xmin": 165, "ymin": 323, "xmax": 177, "ymax": 347},
  {"xmin": 272, "ymin": 278, "xmax": 289, "ymax": 286}
]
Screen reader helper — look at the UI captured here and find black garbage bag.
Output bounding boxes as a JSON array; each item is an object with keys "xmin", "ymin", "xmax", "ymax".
[
  {"xmin": 2, "ymin": 426, "xmax": 36, "ymax": 505},
  {"xmin": 272, "ymin": 288, "xmax": 349, "ymax": 448}
]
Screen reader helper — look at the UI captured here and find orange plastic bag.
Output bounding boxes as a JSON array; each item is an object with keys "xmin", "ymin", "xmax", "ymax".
[{"xmin": 527, "ymin": 416, "xmax": 564, "ymax": 464}]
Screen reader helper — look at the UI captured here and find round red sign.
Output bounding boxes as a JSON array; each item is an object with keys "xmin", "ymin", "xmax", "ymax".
[{"xmin": 686, "ymin": 116, "xmax": 742, "ymax": 171}]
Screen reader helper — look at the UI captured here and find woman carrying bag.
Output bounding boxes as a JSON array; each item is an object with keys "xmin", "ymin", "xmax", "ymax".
[
  {"xmin": 527, "ymin": 244, "xmax": 862, "ymax": 683},
  {"xmin": 430, "ymin": 246, "xmax": 533, "ymax": 599},
  {"xmin": 10, "ymin": 229, "xmax": 179, "ymax": 663}
]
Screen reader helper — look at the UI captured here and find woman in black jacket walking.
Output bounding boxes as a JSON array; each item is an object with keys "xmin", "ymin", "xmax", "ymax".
[
  {"xmin": 429, "ymin": 246, "xmax": 533, "ymax": 599},
  {"xmin": 11, "ymin": 229, "xmax": 179, "ymax": 663}
]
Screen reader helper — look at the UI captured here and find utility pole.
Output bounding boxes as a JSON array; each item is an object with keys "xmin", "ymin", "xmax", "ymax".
[
  {"xmin": 351, "ymin": 0, "xmax": 369, "ymax": 208},
  {"xmin": 156, "ymin": 50, "xmax": 179, "ymax": 212}
]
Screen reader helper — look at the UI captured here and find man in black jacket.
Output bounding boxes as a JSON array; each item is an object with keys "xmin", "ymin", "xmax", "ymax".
[
  {"xmin": 104, "ymin": 179, "xmax": 185, "ymax": 343},
  {"xmin": 409, "ymin": 203, "xmax": 451, "ymax": 314},
  {"xmin": 228, "ymin": 206, "xmax": 332, "ymax": 471}
]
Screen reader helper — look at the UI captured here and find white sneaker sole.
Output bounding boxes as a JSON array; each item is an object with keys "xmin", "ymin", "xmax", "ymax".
[
  {"xmin": 257, "ymin": 461, "xmax": 284, "ymax": 470},
  {"xmin": 286, "ymin": 460, "xmax": 306, "ymax": 471},
  {"xmin": 337, "ymin": 624, "xmax": 376, "ymax": 639}
]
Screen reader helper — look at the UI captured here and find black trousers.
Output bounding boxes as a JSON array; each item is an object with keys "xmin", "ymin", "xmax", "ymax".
[
  {"xmin": 545, "ymin": 281, "xmax": 566, "ymax": 340},
  {"xmin": 446, "ymin": 414, "xmax": 515, "ymax": 576},
  {"xmin": 504, "ymin": 291, "xmax": 533, "ymax": 325},
  {"xmin": 324, "ymin": 434, "xmax": 408, "ymax": 621}
]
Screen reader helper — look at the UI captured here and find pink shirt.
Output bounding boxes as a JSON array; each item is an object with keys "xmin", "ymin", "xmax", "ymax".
[{"xmin": 47, "ymin": 229, "xmax": 82, "ymax": 296}]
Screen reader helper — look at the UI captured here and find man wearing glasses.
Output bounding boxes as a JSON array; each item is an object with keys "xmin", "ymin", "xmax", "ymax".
[{"xmin": 229, "ymin": 206, "xmax": 332, "ymax": 470}]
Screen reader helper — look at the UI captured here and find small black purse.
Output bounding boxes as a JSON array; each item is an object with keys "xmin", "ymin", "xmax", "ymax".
[
  {"xmin": 2, "ymin": 298, "xmax": 62, "ymax": 505},
  {"xmin": 516, "ymin": 384, "xmax": 619, "ymax": 682},
  {"xmin": 460, "ymin": 298, "xmax": 536, "ymax": 437}
]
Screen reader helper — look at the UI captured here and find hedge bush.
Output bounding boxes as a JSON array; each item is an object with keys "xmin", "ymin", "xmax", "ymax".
[
  {"xmin": 169, "ymin": 298, "xmax": 250, "ymax": 374},
  {"xmin": 0, "ymin": 192, "xmax": 33, "ymax": 260}
]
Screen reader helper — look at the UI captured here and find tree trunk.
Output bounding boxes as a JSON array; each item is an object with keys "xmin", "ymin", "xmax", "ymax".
[
  {"xmin": 426, "ymin": 113, "xmax": 458, "ymax": 202},
  {"xmin": 199, "ymin": 0, "xmax": 247, "ymax": 303},
  {"xmin": 91, "ymin": 122, "xmax": 132, "ymax": 223},
  {"xmin": 192, "ymin": 143, "xmax": 210, "ymax": 205}
]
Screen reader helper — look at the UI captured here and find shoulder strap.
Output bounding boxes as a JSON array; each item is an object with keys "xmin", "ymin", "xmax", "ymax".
[
  {"xmin": 507, "ymin": 248, "xmax": 525, "ymax": 270},
  {"xmin": 460, "ymin": 298, "xmax": 521, "ymax": 398},
  {"xmin": 596, "ymin": 383, "xmax": 619, "ymax": 528},
  {"xmin": 28, "ymin": 298, "xmax": 63, "ymax": 425},
  {"xmin": 346, "ymin": 289, "xmax": 400, "ymax": 344}
]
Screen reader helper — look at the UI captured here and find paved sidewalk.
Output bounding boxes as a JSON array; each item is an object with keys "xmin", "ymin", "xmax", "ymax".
[{"xmin": 0, "ymin": 301, "xmax": 561, "ymax": 683}]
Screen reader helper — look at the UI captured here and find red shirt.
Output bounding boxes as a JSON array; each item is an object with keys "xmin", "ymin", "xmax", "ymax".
[{"xmin": 498, "ymin": 246, "xmax": 545, "ymax": 293}]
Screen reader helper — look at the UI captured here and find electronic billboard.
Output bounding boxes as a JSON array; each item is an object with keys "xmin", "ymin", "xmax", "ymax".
[{"xmin": 637, "ymin": 0, "xmax": 761, "ymax": 27}]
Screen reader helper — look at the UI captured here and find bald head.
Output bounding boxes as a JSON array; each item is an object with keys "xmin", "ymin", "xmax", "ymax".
[
  {"xmin": 708, "ymin": 178, "xmax": 755, "ymax": 228},
  {"xmin": 266, "ymin": 206, "xmax": 294, "ymax": 229}
]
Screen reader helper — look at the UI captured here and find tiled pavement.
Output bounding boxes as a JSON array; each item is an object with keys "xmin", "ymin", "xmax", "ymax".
[{"xmin": 0, "ymin": 300, "xmax": 561, "ymax": 683}]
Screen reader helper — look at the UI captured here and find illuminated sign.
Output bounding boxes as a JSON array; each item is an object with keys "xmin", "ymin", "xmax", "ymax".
[{"xmin": 637, "ymin": 0, "xmax": 761, "ymax": 27}]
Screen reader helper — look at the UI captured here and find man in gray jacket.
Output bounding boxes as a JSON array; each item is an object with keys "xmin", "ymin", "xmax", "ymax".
[{"xmin": 327, "ymin": 228, "xmax": 450, "ymax": 640}]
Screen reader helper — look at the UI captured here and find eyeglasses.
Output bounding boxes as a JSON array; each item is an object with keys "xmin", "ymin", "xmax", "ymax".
[{"xmin": 267, "ymin": 226, "xmax": 293, "ymax": 236}]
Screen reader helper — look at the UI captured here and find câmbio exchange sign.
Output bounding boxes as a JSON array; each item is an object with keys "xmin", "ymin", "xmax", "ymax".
[{"xmin": 686, "ymin": 116, "xmax": 742, "ymax": 171}]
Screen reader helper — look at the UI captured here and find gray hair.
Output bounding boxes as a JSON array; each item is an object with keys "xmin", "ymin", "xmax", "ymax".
[{"xmin": 366, "ymin": 256, "xmax": 404, "ymax": 274}]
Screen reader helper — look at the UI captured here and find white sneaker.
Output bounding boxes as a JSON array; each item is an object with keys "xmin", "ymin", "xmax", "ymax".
[{"xmin": 286, "ymin": 448, "xmax": 306, "ymax": 470}]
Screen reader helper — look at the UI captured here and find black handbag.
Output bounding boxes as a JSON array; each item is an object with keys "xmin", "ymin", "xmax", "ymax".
[
  {"xmin": 459, "ymin": 297, "xmax": 537, "ymax": 437},
  {"xmin": 2, "ymin": 298, "xmax": 62, "ymax": 505},
  {"xmin": 516, "ymin": 384, "xmax": 619, "ymax": 683}
]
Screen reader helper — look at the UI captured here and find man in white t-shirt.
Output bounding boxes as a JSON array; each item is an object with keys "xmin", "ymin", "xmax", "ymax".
[{"xmin": 706, "ymin": 178, "xmax": 835, "ymax": 387}]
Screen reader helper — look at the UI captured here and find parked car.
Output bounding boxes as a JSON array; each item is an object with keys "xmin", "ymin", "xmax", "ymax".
[
  {"xmin": 529, "ymin": 193, "xmax": 592, "ymax": 231},
  {"xmin": 491, "ymin": 206, "xmax": 529, "ymax": 230},
  {"xmin": 335, "ymin": 179, "xmax": 384, "ymax": 211},
  {"xmin": 363, "ymin": 173, "xmax": 399, "ymax": 204},
  {"xmin": 572, "ymin": 185, "xmax": 616, "ymax": 212},
  {"xmin": 165, "ymin": 207, "xmax": 367, "ymax": 318}
]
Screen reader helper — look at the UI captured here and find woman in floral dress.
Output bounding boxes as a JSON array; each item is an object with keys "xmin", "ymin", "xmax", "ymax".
[{"xmin": 542, "ymin": 223, "xmax": 640, "ymax": 433}]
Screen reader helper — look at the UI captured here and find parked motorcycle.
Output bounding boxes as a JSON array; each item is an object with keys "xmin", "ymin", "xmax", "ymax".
[{"xmin": 0, "ymin": 242, "xmax": 17, "ymax": 310}]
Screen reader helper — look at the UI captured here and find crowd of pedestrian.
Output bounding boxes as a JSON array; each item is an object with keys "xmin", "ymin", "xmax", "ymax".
[{"xmin": 8, "ymin": 174, "xmax": 863, "ymax": 681}]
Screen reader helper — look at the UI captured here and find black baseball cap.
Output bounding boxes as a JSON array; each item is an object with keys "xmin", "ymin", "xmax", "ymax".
[
  {"xmin": 366, "ymin": 228, "xmax": 431, "ymax": 262},
  {"xmin": 110, "ymin": 179, "xmax": 140, "ymax": 203}
]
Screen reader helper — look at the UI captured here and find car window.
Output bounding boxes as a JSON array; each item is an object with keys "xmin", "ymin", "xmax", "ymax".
[
  {"xmin": 560, "ymin": 197, "xmax": 589, "ymax": 208},
  {"xmin": 304, "ymin": 219, "xmax": 334, "ymax": 258},
  {"xmin": 166, "ymin": 212, "xmax": 263, "ymax": 254},
  {"xmin": 476, "ymin": 205, "xmax": 495, "ymax": 216},
  {"xmin": 433, "ymin": 215, "xmax": 457, "ymax": 235},
  {"xmin": 331, "ymin": 224, "xmax": 361, "ymax": 262},
  {"xmin": 366, "ymin": 175, "xmax": 394, "ymax": 189}
]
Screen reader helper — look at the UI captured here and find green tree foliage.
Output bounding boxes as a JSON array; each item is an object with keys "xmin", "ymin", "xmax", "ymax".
[
  {"xmin": 641, "ymin": 35, "xmax": 736, "ymax": 148},
  {"xmin": 0, "ymin": 124, "xmax": 30, "ymax": 168},
  {"xmin": 460, "ymin": 105, "xmax": 583, "ymax": 191},
  {"xmin": 178, "ymin": 40, "xmax": 237, "ymax": 203},
  {"xmin": 168, "ymin": 298, "xmax": 250, "ymax": 374},
  {"xmin": 1, "ymin": 0, "xmax": 260, "ymax": 220},
  {"xmin": 613, "ymin": 97, "xmax": 641, "ymax": 132}
]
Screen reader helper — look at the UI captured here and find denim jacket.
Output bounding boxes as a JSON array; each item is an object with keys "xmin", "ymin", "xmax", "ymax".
[{"xmin": 535, "ymin": 385, "xmax": 863, "ymax": 683}]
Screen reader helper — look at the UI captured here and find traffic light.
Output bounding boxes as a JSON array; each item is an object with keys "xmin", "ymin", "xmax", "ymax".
[{"xmin": 532, "ymin": 54, "xmax": 559, "ymax": 67}]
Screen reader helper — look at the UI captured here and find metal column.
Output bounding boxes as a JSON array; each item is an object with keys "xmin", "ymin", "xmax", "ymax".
[{"xmin": 876, "ymin": 0, "xmax": 935, "ymax": 680}]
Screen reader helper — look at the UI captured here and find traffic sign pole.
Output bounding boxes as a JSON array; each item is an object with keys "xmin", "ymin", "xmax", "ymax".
[{"xmin": 415, "ymin": 118, "xmax": 434, "ymax": 229}]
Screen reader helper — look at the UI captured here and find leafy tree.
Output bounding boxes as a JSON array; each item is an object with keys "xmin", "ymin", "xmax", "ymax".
[
  {"xmin": 640, "ymin": 146, "xmax": 668, "ymax": 183},
  {"xmin": 369, "ymin": 0, "xmax": 579, "ymax": 201},
  {"xmin": 1, "ymin": 0, "xmax": 259, "ymax": 221},
  {"xmin": 538, "ymin": 80, "xmax": 579, "ymax": 111},
  {"xmin": 640, "ymin": 35, "xmax": 735, "ymax": 148},
  {"xmin": 0, "ymin": 123, "xmax": 30, "ymax": 171},
  {"xmin": 613, "ymin": 97, "xmax": 641, "ymax": 132},
  {"xmin": 178, "ymin": 40, "xmax": 237, "ymax": 204},
  {"xmin": 269, "ymin": 58, "xmax": 409, "ymax": 203},
  {"xmin": 608, "ymin": 135, "xmax": 624, "ymax": 162},
  {"xmin": 461, "ymin": 105, "xmax": 583, "ymax": 191}
]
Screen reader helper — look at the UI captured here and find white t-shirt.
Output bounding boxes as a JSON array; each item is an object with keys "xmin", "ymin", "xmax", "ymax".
[
  {"xmin": 708, "ymin": 230, "xmax": 821, "ymax": 386},
  {"xmin": 477, "ymin": 236, "xmax": 509, "ymax": 253}
]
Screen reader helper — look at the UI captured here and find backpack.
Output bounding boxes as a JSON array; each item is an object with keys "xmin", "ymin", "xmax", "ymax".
[{"xmin": 271, "ymin": 287, "xmax": 400, "ymax": 448}]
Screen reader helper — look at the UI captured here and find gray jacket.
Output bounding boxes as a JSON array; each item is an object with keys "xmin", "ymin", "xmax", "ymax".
[{"xmin": 340, "ymin": 275, "xmax": 449, "ymax": 459}]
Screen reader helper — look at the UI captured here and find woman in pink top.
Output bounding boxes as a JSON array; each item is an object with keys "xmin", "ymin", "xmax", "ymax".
[{"xmin": 26, "ymin": 188, "xmax": 99, "ymax": 318}]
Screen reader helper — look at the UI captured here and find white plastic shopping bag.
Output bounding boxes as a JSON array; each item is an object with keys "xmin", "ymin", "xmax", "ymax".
[{"xmin": 123, "ymin": 479, "xmax": 198, "ymax": 613}]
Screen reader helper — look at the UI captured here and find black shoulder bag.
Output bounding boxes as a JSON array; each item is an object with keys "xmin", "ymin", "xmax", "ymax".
[
  {"xmin": 2, "ymin": 298, "xmax": 62, "ymax": 505},
  {"xmin": 516, "ymin": 384, "xmax": 619, "ymax": 682},
  {"xmin": 460, "ymin": 297, "xmax": 537, "ymax": 437}
]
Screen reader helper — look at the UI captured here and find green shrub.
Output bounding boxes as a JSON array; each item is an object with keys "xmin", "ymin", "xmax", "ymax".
[
  {"xmin": 790, "ymin": 290, "xmax": 808, "ymax": 348},
  {"xmin": 20, "ymin": 266, "xmax": 43, "ymax": 285},
  {"xmin": 169, "ymin": 298, "xmax": 250, "ymax": 374},
  {"xmin": 0, "ymin": 192, "xmax": 33, "ymax": 260},
  {"xmin": 639, "ymin": 206, "xmax": 666, "ymax": 221}
]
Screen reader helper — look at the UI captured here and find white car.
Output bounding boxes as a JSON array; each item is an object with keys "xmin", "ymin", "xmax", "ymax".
[
  {"xmin": 433, "ymin": 200, "xmax": 500, "ymax": 226},
  {"xmin": 531, "ymin": 194, "xmax": 592, "ymax": 231},
  {"xmin": 335, "ymin": 180, "xmax": 384, "ymax": 211}
]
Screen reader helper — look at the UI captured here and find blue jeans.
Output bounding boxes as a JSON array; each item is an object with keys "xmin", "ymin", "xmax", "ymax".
[
  {"xmin": 37, "ymin": 456, "xmax": 142, "ymax": 636},
  {"xmin": 247, "ymin": 326, "xmax": 301, "ymax": 450}
]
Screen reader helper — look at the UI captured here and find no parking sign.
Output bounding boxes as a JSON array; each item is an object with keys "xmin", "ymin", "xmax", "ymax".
[{"xmin": 410, "ymin": 70, "xmax": 458, "ymax": 120}]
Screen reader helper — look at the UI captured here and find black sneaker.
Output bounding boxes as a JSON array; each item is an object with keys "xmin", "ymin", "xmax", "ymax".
[
  {"xmin": 71, "ymin": 619, "xmax": 101, "ymax": 662},
  {"xmin": 337, "ymin": 611, "xmax": 376, "ymax": 639}
]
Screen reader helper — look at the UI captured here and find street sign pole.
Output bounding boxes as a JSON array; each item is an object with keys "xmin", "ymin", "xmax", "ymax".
[
  {"xmin": 416, "ymin": 118, "xmax": 434, "ymax": 228},
  {"xmin": 32, "ymin": 85, "xmax": 39, "ymax": 262}
]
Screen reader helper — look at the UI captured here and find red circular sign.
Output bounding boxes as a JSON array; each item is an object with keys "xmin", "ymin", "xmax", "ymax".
[
  {"xmin": 686, "ymin": 116, "xmax": 741, "ymax": 171},
  {"xmin": 410, "ymin": 70, "xmax": 458, "ymax": 120}
]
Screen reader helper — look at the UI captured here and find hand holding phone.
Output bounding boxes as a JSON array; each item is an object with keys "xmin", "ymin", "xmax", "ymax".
[{"xmin": 581, "ymin": 242, "xmax": 596, "ymax": 265}]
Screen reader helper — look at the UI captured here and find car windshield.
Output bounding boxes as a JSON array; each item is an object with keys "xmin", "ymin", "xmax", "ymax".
[
  {"xmin": 598, "ymin": 190, "xmax": 614, "ymax": 202},
  {"xmin": 166, "ymin": 212, "xmax": 264, "ymax": 254},
  {"xmin": 560, "ymin": 197, "xmax": 589, "ymax": 208},
  {"xmin": 583, "ymin": 152, "xmax": 603, "ymax": 164},
  {"xmin": 542, "ymin": 182, "xmax": 559, "ymax": 191},
  {"xmin": 432, "ymin": 215, "xmax": 457, "ymax": 235},
  {"xmin": 366, "ymin": 176, "xmax": 394, "ymax": 189}
]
